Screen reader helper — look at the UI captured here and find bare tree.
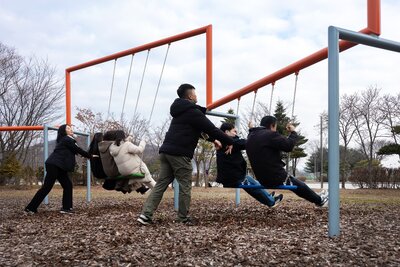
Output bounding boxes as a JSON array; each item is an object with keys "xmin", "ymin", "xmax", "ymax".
[
  {"xmin": 193, "ymin": 139, "xmax": 215, "ymax": 187},
  {"xmin": 240, "ymin": 101, "xmax": 270, "ymax": 135},
  {"xmin": 149, "ymin": 117, "xmax": 171, "ymax": 154},
  {"xmin": 0, "ymin": 45, "xmax": 64, "ymax": 163},
  {"xmin": 75, "ymin": 107, "xmax": 122, "ymax": 136},
  {"xmin": 0, "ymin": 43, "xmax": 22, "ymax": 98},
  {"xmin": 351, "ymin": 86, "xmax": 385, "ymax": 169},
  {"xmin": 380, "ymin": 93, "xmax": 400, "ymax": 152},
  {"xmin": 339, "ymin": 94, "xmax": 357, "ymax": 188}
]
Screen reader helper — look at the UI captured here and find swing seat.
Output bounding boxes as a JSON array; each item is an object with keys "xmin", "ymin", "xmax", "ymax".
[
  {"xmin": 106, "ymin": 172, "xmax": 145, "ymax": 181},
  {"xmin": 237, "ymin": 184, "xmax": 298, "ymax": 190}
]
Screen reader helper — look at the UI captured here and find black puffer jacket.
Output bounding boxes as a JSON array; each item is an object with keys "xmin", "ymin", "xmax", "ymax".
[
  {"xmin": 159, "ymin": 98, "xmax": 233, "ymax": 158},
  {"xmin": 246, "ymin": 127, "xmax": 298, "ymax": 186},
  {"xmin": 46, "ymin": 136, "xmax": 91, "ymax": 172},
  {"xmin": 216, "ymin": 136, "xmax": 247, "ymax": 187}
]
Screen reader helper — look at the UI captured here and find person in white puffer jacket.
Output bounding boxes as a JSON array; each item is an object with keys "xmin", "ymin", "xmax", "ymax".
[{"xmin": 110, "ymin": 130, "xmax": 156, "ymax": 191}]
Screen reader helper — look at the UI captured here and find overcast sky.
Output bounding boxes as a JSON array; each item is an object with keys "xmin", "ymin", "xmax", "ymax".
[{"xmin": 1, "ymin": 0, "xmax": 399, "ymax": 168}]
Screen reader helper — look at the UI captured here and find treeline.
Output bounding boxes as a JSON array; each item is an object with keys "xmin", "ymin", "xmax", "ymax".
[{"xmin": 306, "ymin": 86, "xmax": 400, "ymax": 188}]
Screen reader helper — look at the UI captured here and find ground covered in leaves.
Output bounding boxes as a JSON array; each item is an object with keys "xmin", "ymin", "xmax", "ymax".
[{"xmin": 1, "ymin": 186, "xmax": 399, "ymax": 266}]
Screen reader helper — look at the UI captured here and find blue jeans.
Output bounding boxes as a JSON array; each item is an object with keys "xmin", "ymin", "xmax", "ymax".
[{"xmin": 241, "ymin": 176, "xmax": 275, "ymax": 207}]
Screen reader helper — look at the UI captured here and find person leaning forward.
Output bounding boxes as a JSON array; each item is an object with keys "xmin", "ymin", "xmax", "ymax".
[{"xmin": 137, "ymin": 83, "xmax": 234, "ymax": 225}]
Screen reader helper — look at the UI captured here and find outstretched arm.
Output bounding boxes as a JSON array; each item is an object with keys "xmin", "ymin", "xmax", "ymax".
[
  {"xmin": 126, "ymin": 140, "xmax": 146, "ymax": 155},
  {"xmin": 65, "ymin": 138, "xmax": 91, "ymax": 158}
]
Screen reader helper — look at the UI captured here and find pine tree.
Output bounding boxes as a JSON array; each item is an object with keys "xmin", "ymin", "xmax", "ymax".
[
  {"xmin": 0, "ymin": 153, "xmax": 21, "ymax": 185},
  {"xmin": 221, "ymin": 108, "xmax": 236, "ymax": 125},
  {"xmin": 273, "ymin": 101, "xmax": 308, "ymax": 176},
  {"xmin": 378, "ymin": 126, "xmax": 400, "ymax": 157}
]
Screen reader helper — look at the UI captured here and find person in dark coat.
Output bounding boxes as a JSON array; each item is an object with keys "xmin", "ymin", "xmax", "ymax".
[
  {"xmin": 88, "ymin": 132, "xmax": 108, "ymax": 179},
  {"xmin": 138, "ymin": 83, "xmax": 234, "ymax": 225},
  {"xmin": 216, "ymin": 122, "xmax": 282, "ymax": 207},
  {"xmin": 25, "ymin": 124, "xmax": 91, "ymax": 214},
  {"xmin": 246, "ymin": 116, "xmax": 329, "ymax": 206}
]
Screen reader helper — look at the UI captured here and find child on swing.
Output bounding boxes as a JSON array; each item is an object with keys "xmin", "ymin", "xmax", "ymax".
[{"xmin": 109, "ymin": 130, "xmax": 156, "ymax": 192}]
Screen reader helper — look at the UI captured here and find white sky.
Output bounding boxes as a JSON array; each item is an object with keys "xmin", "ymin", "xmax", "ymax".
[{"xmin": 1, "ymin": 0, "xmax": 399, "ymax": 168}]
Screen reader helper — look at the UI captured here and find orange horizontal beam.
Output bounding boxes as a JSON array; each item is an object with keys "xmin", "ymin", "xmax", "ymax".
[
  {"xmin": 0, "ymin": 126, "xmax": 44, "ymax": 131},
  {"xmin": 207, "ymin": 0, "xmax": 381, "ymax": 110},
  {"xmin": 66, "ymin": 25, "xmax": 211, "ymax": 72}
]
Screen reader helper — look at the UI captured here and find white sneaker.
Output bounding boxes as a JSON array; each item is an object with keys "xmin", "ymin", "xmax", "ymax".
[
  {"xmin": 137, "ymin": 214, "xmax": 152, "ymax": 225},
  {"xmin": 317, "ymin": 189, "xmax": 329, "ymax": 207}
]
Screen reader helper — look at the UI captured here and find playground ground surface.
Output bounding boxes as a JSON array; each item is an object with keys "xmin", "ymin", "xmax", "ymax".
[{"xmin": 1, "ymin": 186, "xmax": 399, "ymax": 266}]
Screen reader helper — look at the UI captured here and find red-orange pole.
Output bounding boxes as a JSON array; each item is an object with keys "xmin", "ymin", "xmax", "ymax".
[
  {"xmin": 368, "ymin": 0, "xmax": 381, "ymax": 35},
  {"xmin": 67, "ymin": 25, "xmax": 211, "ymax": 72},
  {"xmin": 66, "ymin": 70, "xmax": 71, "ymax": 124},
  {"xmin": 0, "ymin": 126, "xmax": 44, "ymax": 131},
  {"xmin": 206, "ymin": 25, "xmax": 213, "ymax": 106}
]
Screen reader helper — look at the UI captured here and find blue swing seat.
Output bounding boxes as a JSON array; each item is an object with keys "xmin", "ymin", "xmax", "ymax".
[{"xmin": 237, "ymin": 184, "xmax": 298, "ymax": 190}]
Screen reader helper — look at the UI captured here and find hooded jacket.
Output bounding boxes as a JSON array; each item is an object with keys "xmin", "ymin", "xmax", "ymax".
[
  {"xmin": 159, "ymin": 98, "xmax": 233, "ymax": 158},
  {"xmin": 246, "ymin": 127, "xmax": 299, "ymax": 186},
  {"xmin": 98, "ymin": 141, "xmax": 120, "ymax": 177},
  {"xmin": 216, "ymin": 136, "xmax": 247, "ymax": 187},
  {"xmin": 46, "ymin": 135, "xmax": 90, "ymax": 172},
  {"xmin": 109, "ymin": 140, "xmax": 153, "ymax": 183}
]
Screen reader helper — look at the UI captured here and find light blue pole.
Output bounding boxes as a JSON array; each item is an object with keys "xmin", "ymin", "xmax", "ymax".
[
  {"xmin": 328, "ymin": 26, "xmax": 340, "ymax": 237},
  {"xmin": 173, "ymin": 179, "xmax": 179, "ymax": 211},
  {"xmin": 235, "ymin": 116, "xmax": 241, "ymax": 206},
  {"xmin": 86, "ymin": 134, "xmax": 91, "ymax": 202},
  {"xmin": 43, "ymin": 125, "xmax": 49, "ymax": 204}
]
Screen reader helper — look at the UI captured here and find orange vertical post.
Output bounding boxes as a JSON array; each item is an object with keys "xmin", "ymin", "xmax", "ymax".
[
  {"xmin": 368, "ymin": 0, "xmax": 381, "ymax": 35},
  {"xmin": 206, "ymin": 25, "xmax": 213, "ymax": 106},
  {"xmin": 65, "ymin": 70, "xmax": 71, "ymax": 125}
]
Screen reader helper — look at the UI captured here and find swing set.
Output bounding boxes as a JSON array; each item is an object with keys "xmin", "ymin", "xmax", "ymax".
[{"xmin": 0, "ymin": 0, "xmax": 389, "ymax": 238}]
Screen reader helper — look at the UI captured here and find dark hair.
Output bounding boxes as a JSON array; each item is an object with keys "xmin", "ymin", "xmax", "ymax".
[
  {"xmin": 220, "ymin": 122, "xmax": 234, "ymax": 132},
  {"xmin": 260, "ymin": 116, "xmax": 277, "ymax": 129},
  {"xmin": 56, "ymin": 124, "xmax": 68, "ymax": 143},
  {"xmin": 177, "ymin": 83, "xmax": 195, "ymax": 99},
  {"xmin": 114, "ymin": 130, "xmax": 126, "ymax": 146},
  {"xmin": 103, "ymin": 130, "xmax": 117, "ymax": 141},
  {"xmin": 89, "ymin": 132, "xmax": 103, "ymax": 154}
]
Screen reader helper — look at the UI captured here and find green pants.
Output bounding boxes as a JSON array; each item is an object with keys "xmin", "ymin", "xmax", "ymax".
[{"xmin": 141, "ymin": 153, "xmax": 193, "ymax": 221}]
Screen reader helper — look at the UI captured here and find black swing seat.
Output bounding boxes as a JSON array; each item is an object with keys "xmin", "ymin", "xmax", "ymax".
[
  {"xmin": 237, "ymin": 184, "xmax": 298, "ymax": 190},
  {"xmin": 106, "ymin": 172, "xmax": 145, "ymax": 181}
]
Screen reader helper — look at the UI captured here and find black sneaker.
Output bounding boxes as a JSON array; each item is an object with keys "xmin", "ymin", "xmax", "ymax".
[
  {"xmin": 272, "ymin": 194, "xmax": 283, "ymax": 207},
  {"xmin": 137, "ymin": 214, "xmax": 152, "ymax": 225},
  {"xmin": 60, "ymin": 208, "xmax": 75, "ymax": 214},
  {"xmin": 137, "ymin": 186, "xmax": 150, "ymax": 195},
  {"xmin": 178, "ymin": 217, "xmax": 197, "ymax": 226},
  {"xmin": 24, "ymin": 208, "xmax": 37, "ymax": 215},
  {"xmin": 270, "ymin": 191, "xmax": 275, "ymax": 197}
]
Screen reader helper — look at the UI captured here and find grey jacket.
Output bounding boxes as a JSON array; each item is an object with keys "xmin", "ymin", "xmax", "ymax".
[{"xmin": 98, "ymin": 141, "xmax": 120, "ymax": 177}]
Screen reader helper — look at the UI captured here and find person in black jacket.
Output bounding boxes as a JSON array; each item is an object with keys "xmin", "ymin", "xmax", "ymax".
[
  {"xmin": 88, "ymin": 132, "xmax": 108, "ymax": 179},
  {"xmin": 246, "ymin": 116, "xmax": 328, "ymax": 207},
  {"xmin": 25, "ymin": 124, "xmax": 91, "ymax": 214},
  {"xmin": 216, "ymin": 122, "xmax": 282, "ymax": 207},
  {"xmin": 138, "ymin": 83, "xmax": 234, "ymax": 225}
]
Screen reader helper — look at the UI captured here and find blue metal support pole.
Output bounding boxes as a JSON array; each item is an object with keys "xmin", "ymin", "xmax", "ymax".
[
  {"xmin": 328, "ymin": 26, "xmax": 340, "ymax": 237},
  {"xmin": 173, "ymin": 179, "xmax": 179, "ymax": 211},
  {"xmin": 234, "ymin": 116, "xmax": 241, "ymax": 206},
  {"xmin": 86, "ymin": 134, "xmax": 91, "ymax": 202},
  {"xmin": 43, "ymin": 125, "xmax": 49, "ymax": 204}
]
